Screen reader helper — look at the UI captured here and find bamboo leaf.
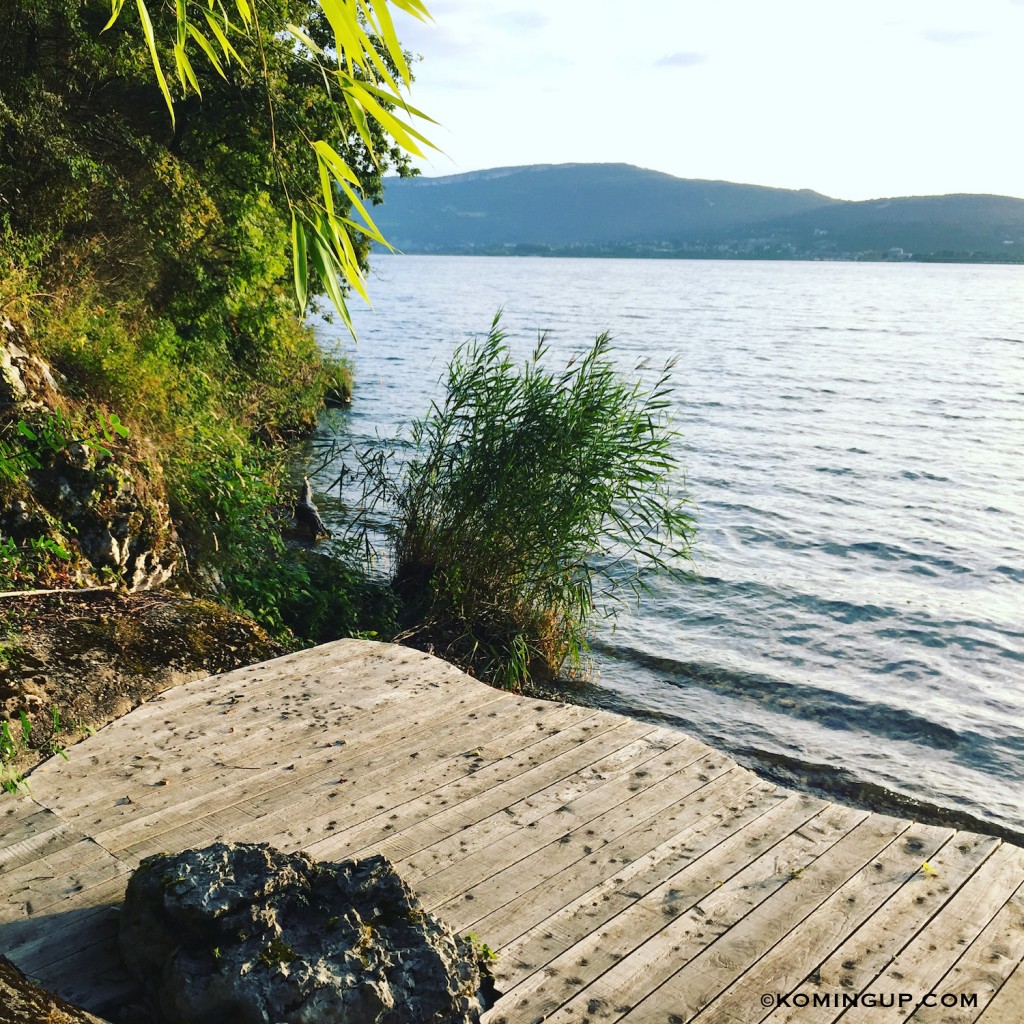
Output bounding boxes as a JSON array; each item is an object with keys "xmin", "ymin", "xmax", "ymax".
[
  {"xmin": 357, "ymin": 80, "xmax": 438, "ymax": 124},
  {"xmin": 308, "ymin": 231, "xmax": 355, "ymax": 337},
  {"xmin": 312, "ymin": 140, "xmax": 358, "ymax": 184},
  {"xmin": 233, "ymin": 0, "xmax": 252, "ymax": 27},
  {"xmin": 175, "ymin": 42, "xmax": 202, "ymax": 96},
  {"xmin": 136, "ymin": 0, "xmax": 175, "ymax": 125},
  {"xmin": 285, "ymin": 22, "xmax": 324, "ymax": 56},
  {"xmin": 389, "ymin": 0, "xmax": 432, "ymax": 21},
  {"xmin": 102, "ymin": 0, "xmax": 126, "ymax": 32},
  {"xmin": 335, "ymin": 180, "xmax": 387, "ymax": 245},
  {"xmin": 359, "ymin": 0, "xmax": 410, "ymax": 85},
  {"xmin": 343, "ymin": 92, "xmax": 375, "ymax": 158},
  {"xmin": 203, "ymin": 11, "xmax": 245, "ymax": 68},
  {"xmin": 348, "ymin": 6, "xmax": 402, "ymax": 94},
  {"xmin": 340, "ymin": 215, "xmax": 391, "ymax": 249},
  {"xmin": 318, "ymin": 0, "xmax": 369, "ymax": 76},
  {"xmin": 318, "ymin": 155, "xmax": 336, "ymax": 220},
  {"xmin": 186, "ymin": 23, "xmax": 226, "ymax": 77},
  {"xmin": 291, "ymin": 212, "xmax": 309, "ymax": 313},
  {"xmin": 175, "ymin": 0, "xmax": 187, "ymax": 49}
]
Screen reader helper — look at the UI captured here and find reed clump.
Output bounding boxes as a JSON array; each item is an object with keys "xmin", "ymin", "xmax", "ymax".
[{"xmin": 384, "ymin": 313, "xmax": 695, "ymax": 689}]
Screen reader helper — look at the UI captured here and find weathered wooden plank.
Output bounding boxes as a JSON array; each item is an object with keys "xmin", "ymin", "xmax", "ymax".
[
  {"xmin": 433, "ymin": 745, "xmax": 735, "ymax": 930},
  {"xmin": 527, "ymin": 802, "xmax": 870, "ymax": 1024},
  {"xmin": 53, "ymin": 660, "xmax": 495, "ymax": 818},
  {"xmin": 616, "ymin": 813, "xmax": 918, "ymax": 1023},
  {"xmin": 30, "ymin": 639, "xmax": 484, "ymax": 821},
  {"xmin": 92, "ymin": 680, "xmax": 509, "ymax": 854},
  {"xmin": 684, "ymin": 821, "xmax": 954, "ymax": 1024},
  {"xmin": 1, "ymin": 875, "xmax": 126, "ymax": 969},
  {"xmin": 365, "ymin": 718, "xmax": 656, "ymax": 872},
  {"xmin": 758, "ymin": 830, "xmax": 1004, "ymax": 1024},
  {"xmin": 301, "ymin": 703, "xmax": 603, "ymax": 860},
  {"xmin": 115, "ymin": 694, "xmax": 575, "ymax": 863},
  {"xmin": 836, "ymin": 841, "xmax": 1024, "ymax": 1024},
  {"xmin": 18, "ymin": 909, "xmax": 136, "ymax": 1014},
  {"xmin": 402, "ymin": 722, "xmax": 674, "ymax": 899},
  {"xmin": 487, "ymin": 793, "xmax": 840, "ymax": 1024},
  {"xmin": 235, "ymin": 691, "xmax": 560, "ymax": 832},
  {"xmin": 109, "ymin": 686, "xmax": 530, "ymax": 861},
  {"xmin": 908, "ymin": 880, "xmax": 1024, "ymax": 1024},
  {"xmin": 309, "ymin": 707, "xmax": 622, "ymax": 866},
  {"xmin": 475, "ymin": 770, "xmax": 775, "ymax": 954},
  {"xmin": 0, "ymin": 834, "xmax": 123, "ymax": 927},
  {"xmin": 974, "ymin": 957, "xmax": 1024, "ymax": 1024},
  {"xmin": 0, "ymin": 805, "xmax": 87, "ymax": 874},
  {"xmin": 0, "ymin": 793, "xmax": 50, "ymax": 839},
  {"xmin": 3, "ymin": 640, "xmax": 1022, "ymax": 1024}
]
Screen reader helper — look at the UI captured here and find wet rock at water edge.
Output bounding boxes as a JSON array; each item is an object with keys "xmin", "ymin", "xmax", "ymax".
[{"xmin": 118, "ymin": 842, "xmax": 486, "ymax": 1024}]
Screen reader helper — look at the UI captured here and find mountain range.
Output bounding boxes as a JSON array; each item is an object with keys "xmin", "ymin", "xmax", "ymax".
[{"xmin": 366, "ymin": 163, "xmax": 1024, "ymax": 263}]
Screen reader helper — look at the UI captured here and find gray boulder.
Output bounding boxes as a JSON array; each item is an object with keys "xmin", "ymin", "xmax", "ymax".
[{"xmin": 118, "ymin": 843, "xmax": 485, "ymax": 1024}]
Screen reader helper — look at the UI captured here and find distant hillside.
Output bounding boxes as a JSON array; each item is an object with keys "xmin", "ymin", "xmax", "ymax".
[{"xmin": 367, "ymin": 164, "xmax": 1024, "ymax": 262}]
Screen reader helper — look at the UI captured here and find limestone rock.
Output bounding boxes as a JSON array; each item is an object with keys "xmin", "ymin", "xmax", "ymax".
[
  {"xmin": 0, "ymin": 955, "xmax": 110, "ymax": 1023},
  {"xmin": 0, "ymin": 323, "xmax": 179, "ymax": 590},
  {"xmin": 118, "ymin": 843, "xmax": 485, "ymax": 1024}
]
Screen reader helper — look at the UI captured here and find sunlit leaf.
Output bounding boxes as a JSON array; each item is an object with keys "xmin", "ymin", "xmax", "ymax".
[
  {"xmin": 102, "ymin": 0, "xmax": 126, "ymax": 32},
  {"xmin": 233, "ymin": 0, "xmax": 252, "ymax": 28},
  {"xmin": 312, "ymin": 140, "xmax": 358, "ymax": 183},
  {"xmin": 308, "ymin": 230, "xmax": 355, "ymax": 337},
  {"xmin": 359, "ymin": 0, "xmax": 410, "ymax": 85},
  {"xmin": 347, "ymin": 82, "xmax": 431, "ymax": 156},
  {"xmin": 186, "ymin": 23, "xmax": 226, "ymax": 77},
  {"xmin": 285, "ymin": 22, "xmax": 324, "ymax": 56},
  {"xmin": 175, "ymin": 42, "xmax": 202, "ymax": 96},
  {"xmin": 203, "ymin": 10, "xmax": 245, "ymax": 68},
  {"xmin": 292, "ymin": 213, "xmax": 309, "ymax": 313},
  {"xmin": 136, "ymin": 0, "xmax": 175, "ymax": 125}
]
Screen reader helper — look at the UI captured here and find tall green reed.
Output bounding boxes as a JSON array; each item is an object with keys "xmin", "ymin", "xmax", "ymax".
[{"xmin": 379, "ymin": 312, "xmax": 695, "ymax": 689}]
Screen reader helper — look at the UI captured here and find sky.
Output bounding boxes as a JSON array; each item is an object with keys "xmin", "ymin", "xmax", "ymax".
[{"xmin": 391, "ymin": 0, "xmax": 1024, "ymax": 201}]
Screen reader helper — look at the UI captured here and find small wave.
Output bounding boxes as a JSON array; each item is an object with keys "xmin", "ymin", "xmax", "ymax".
[
  {"xmin": 593, "ymin": 641, "xmax": 1024, "ymax": 810},
  {"xmin": 600, "ymin": 642, "xmax": 962, "ymax": 749},
  {"xmin": 736, "ymin": 749, "xmax": 1024, "ymax": 846},
  {"xmin": 899, "ymin": 470, "xmax": 951, "ymax": 482},
  {"xmin": 820, "ymin": 540, "xmax": 972, "ymax": 575}
]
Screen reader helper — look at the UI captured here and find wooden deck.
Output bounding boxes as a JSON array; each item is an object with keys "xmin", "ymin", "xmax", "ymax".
[{"xmin": 2, "ymin": 638, "xmax": 1022, "ymax": 1023}]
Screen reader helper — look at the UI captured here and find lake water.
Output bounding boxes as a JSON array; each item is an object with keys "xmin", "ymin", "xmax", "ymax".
[{"xmin": 311, "ymin": 255, "xmax": 1024, "ymax": 841}]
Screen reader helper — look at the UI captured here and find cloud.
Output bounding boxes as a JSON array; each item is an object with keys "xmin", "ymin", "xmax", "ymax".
[
  {"xmin": 921, "ymin": 29, "xmax": 986, "ymax": 45},
  {"xmin": 654, "ymin": 51, "xmax": 708, "ymax": 68},
  {"xmin": 487, "ymin": 11, "xmax": 549, "ymax": 33}
]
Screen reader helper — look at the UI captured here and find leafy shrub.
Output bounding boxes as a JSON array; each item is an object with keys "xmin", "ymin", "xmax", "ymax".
[
  {"xmin": 169, "ymin": 442, "xmax": 393, "ymax": 644},
  {"xmin": 379, "ymin": 314, "xmax": 695, "ymax": 688}
]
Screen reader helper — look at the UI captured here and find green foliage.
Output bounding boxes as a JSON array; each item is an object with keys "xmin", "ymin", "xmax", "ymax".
[
  {"xmin": 0, "ymin": 408, "xmax": 129, "ymax": 486},
  {"xmin": 0, "ymin": 0, "xmax": 419, "ymax": 342},
  {"xmin": 0, "ymin": 712, "xmax": 32, "ymax": 793},
  {"xmin": 170, "ymin": 441, "xmax": 393, "ymax": 644},
  {"xmin": 0, "ymin": 0, "xmax": 430, "ymax": 647},
  {"xmin": 376, "ymin": 314, "xmax": 695, "ymax": 689},
  {"xmin": 323, "ymin": 355, "xmax": 355, "ymax": 405},
  {"xmin": 97, "ymin": 0, "xmax": 435, "ymax": 326},
  {"xmin": 0, "ymin": 400, "xmax": 134, "ymax": 588},
  {"xmin": 0, "ymin": 703, "xmax": 69, "ymax": 795}
]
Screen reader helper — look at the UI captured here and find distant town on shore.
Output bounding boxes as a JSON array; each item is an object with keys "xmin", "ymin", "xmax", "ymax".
[{"xmin": 368, "ymin": 163, "xmax": 1024, "ymax": 264}]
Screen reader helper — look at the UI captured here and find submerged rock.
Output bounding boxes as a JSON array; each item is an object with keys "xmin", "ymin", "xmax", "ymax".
[{"xmin": 118, "ymin": 843, "xmax": 485, "ymax": 1024}]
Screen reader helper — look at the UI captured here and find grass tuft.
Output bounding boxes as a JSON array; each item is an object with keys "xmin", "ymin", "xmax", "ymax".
[{"xmin": 378, "ymin": 312, "xmax": 695, "ymax": 689}]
